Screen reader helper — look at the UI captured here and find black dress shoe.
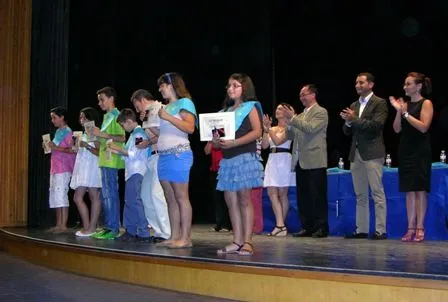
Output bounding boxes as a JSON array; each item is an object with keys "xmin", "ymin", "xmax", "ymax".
[
  {"xmin": 135, "ymin": 236, "xmax": 153, "ymax": 243},
  {"xmin": 312, "ymin": 229, "xmax": 328, "ymax": 238},
  {"xmin": 117, "ymin": 232, "xmax": 136, "ymax": 242},
  {"xmin": 344, "ymin": 232, "xmax": 368, "ymax": 239},
  {"xmin": 292, "ymin": 229, "xmax": 313, "ymax": 237},
  {"xmin": 371, "ymin": 232, "xmax": 387, "ymax": 240}
]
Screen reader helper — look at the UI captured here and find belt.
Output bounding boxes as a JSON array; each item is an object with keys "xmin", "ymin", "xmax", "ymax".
[
  {"xmin": 158, "ymin": 143, "xmax": 191, "ymax": 155},
  {"xmin": 270, "ymin": 147, "xmax": 290, "ymax": 153}
]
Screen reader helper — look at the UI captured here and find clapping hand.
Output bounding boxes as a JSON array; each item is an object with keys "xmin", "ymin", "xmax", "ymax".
[
  {"xmin": 340, "ymin": 108, "xmax": 356, "ymax": 121},
  {"xmin": 278, "ymin": 105, "xmax": 295, "ymax": 123},
  {"xmin": 389, "ymin": 96, "xmax": 407, "ymax": 112},
  {"xmin": 263, "ymin": 114, "xmax": 272, "ymax": 132}
]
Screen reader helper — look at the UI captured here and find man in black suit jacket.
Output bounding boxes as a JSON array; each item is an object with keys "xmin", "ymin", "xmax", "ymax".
[{"xmin": 340, "ymin": 72, "xmax": 388, "ymax": 240}]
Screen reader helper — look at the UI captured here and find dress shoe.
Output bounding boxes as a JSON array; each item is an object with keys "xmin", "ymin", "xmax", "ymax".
[
  {"xmin": 371, "ymin": 232, "xmax": 387, "ymax": 240},
  {"xmin": 344, "ymin": 232, "xmax": 368, "ymax": 239},
  {"xmin": 117, "ymin": 232, "xmax": 136, "ymax": 242},
  {"xmin": 311, "ymin": 229, "xmax": 328, "ymax": 238},
  {"xmin": 292, "ymin": 229, "xmax": 312, "ymax": 237},
  {"xmin": 135, "ymin": 236, "xmax": 153, "ymax": 243}
]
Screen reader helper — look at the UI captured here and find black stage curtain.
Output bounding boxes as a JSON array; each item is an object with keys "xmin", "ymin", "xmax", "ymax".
[{"xmin": 28, "ymin": 0, "xmax": 71, "ymax": 227}]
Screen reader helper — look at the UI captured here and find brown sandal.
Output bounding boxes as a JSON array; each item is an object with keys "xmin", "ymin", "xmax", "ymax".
[
  {"xmin": 238, "ymin": 242, "xmax": 254, "ymax": 256},
  {"xmin": 217, "ymin": 242, "xmax": 242, "ymax": 254}
]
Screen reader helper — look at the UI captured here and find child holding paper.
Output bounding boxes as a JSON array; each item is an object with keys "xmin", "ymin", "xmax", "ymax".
[
  {"xmin": 108, "ymin": 109, "xmax": 151, "ymax": 242},
  {"xmin": 45, "ymin": 106, "xmax": 76, "ymax": 233},
  {"xmin": 70, "ymin": 107, "xmax": 102, "ymax": 237}
]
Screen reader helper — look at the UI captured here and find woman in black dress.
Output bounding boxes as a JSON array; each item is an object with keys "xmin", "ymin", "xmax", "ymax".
[{"xmin": 390, "ymin": 72, "xmax": 433, "ymax": 242}]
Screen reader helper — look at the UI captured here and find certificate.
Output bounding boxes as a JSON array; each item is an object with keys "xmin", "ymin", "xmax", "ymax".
[
  {"xmin": 83, "ymin": 121, "xmax": 96, "ymax": 142},
  {"xmin": 42, "ymin": 134, "xmax": 51, "ymax": 154},
  {"xmin": 199, "ymin": 112, "xmax": 235, "ymax": 141},
  {"xmin": 142, "ymin": 102, "xmax": 162, "ymax": 128}
]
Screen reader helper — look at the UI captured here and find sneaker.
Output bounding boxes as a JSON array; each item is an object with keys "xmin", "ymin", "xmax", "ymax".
[
  {"xmin": 97, "ymin": 231, "xmax": 119, "ymax": 240},
  {"xmin": 75, "ymin": 230, "xmax": 96, "ymax": 237},
  {"xmin": 91, "ymin": 229, "xmax": 109, "ymax": 239}
]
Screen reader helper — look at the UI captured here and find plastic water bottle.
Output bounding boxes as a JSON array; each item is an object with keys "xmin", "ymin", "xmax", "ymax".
[
  {"xmin": 338, "ymin": 158, "xmax": 344, "ymax": 170},
  {"xmin": 441, "ymin": 150, "xmax": 446, "ymax": 163},
  {"xmin": 385, "ymin": 154, "xmax": 392, "ymax": 168}
]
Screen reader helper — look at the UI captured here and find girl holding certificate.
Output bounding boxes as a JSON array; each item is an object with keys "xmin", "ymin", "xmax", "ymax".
[
  {"xmin": 156, "ymin": 72, "xmax": 197, "ymax": 249},
  {"xmin": 45, "ymin": 107, "xmax": 76, "ymax": 233},
  {"xmin": 70, "ymin": 107, "xmax": 102, "ymax": 237},
  {"xmin": 215, "ymin": 73, "xmax": 264, "ymax": 256}
]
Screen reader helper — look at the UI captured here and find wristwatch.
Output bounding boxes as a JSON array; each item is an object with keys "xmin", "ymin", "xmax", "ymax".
[{"xmin": 402, "ymin": 111, "xmax": 409, "ymax": 119}]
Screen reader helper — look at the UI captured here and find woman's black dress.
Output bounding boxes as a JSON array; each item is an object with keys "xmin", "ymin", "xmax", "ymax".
[{"xmin": 398, "ymin": 99, "xmax": 432, "ymax": 192}]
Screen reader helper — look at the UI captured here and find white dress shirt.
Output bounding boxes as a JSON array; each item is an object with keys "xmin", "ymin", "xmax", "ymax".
[{"xmin": 358, "ymin": 92, "xmax": 373, "ymax": 117}]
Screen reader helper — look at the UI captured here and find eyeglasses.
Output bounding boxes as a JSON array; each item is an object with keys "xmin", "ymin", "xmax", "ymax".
[{"xmin": 226, "ymin": 84, "xmax": 242, "ymax": 90}]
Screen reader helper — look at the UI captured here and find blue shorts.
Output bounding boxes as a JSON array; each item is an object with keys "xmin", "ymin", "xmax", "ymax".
[{"xmin": 157, "ymin": 151, "xmax": 193, "ymax": 183}]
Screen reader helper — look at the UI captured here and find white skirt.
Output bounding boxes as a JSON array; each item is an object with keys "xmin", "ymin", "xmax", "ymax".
[
  {"xmin": 263, "ymin": 153, "xmax": 296, "ymax": 187},
  {"xmin": 70, "ymin": 145, "xmax": 102, "ymax": 190},
  {"xmin": 49, "ymin": 172, "xmax": 71, "ymax": 208}
]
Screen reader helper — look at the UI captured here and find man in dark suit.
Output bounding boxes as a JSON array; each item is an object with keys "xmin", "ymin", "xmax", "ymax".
[
  {"xmin": 341, "ymin": 72, "xmax": 388, "ymax": 240},
  {"xmin": 281, "ymin": 84, "xmax": 329, "ymax": 238}
]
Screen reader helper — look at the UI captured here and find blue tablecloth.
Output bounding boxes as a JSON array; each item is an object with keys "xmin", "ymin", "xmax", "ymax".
[{"xmin": 262, "ymin": 163, "xmax": 448, "ymax": 239}]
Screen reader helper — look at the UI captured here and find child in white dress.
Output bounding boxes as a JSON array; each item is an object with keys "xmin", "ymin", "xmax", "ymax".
[{"xmin": 70, "ymin": 107, "xmax": 102, "ymax": 237}]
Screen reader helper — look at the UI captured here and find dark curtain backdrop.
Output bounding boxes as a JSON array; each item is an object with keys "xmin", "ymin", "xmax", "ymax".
[
  {"xmin": 28, "ymin": 0, "xmax": 71, "ymax": 226},
  {"xmin": 28, "ymin": 0, "xmax": 448, "ymax": 226}
]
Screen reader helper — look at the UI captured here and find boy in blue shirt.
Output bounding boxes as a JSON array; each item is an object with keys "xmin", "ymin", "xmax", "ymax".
[{"xmin": 108, "ymin": 108, "xmax": 151, "ymax": 242}]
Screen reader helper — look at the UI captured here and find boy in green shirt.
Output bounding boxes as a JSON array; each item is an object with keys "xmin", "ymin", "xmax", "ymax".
[{"xmin": 91, "ymin": 87, "xmax": 126, "ymax": 239}]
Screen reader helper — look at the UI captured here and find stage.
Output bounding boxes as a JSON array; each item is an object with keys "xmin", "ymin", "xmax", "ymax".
[{"xmin": 1, "ymin": 225, "xmax": 448, "ymax": 301}]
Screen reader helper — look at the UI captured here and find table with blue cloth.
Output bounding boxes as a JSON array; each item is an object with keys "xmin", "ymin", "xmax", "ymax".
[{"xmin": 262, "ymin": 163, "xmax": 448, "ymax": 239}]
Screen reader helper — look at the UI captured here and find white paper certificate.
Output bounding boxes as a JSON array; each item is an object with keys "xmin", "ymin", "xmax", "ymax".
[
  {"xmin": 199, "ymin": 112, "xmax": 235, "ymax": 141},
  {"xmin": 142, "ymin": 102, "xmax": 162, "ymax": 128},
  {"xmin": 83, "ymin": 121, "xmax": 96, "ymax": 142},
  {"xmin": 42, "ymin": 134, "xmax": 51, "ymax": 154}
]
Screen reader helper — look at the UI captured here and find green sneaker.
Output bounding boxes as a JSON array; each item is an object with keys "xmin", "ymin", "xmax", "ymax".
[
  {"xmin": 97, "ymin": 231, "xmax": 119, "ymax": 240},
  {"xmin": 91, "ymin": 229, "xmax": 109, "ymax": 239}
]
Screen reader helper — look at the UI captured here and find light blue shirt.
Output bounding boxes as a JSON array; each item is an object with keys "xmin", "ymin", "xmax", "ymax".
[{"xmin": 122, "ymin": 126, "xmax": 149, "ymax": 181}]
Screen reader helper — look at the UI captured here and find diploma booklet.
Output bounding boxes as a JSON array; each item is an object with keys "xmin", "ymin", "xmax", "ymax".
[
  {"xmin": 142, "ymin": 102, "xmax": 162, "ymax": 128},
  {"xmin": 199, "ymin": 112, "xmax": 235, "ymax": 141},
  {"xmin": 83, "ymin": 121, "xmax": 96, "ymax": 142},
  {"xmin": 42, "ymin": 134, "xmax": 51, "ymax": 154}
]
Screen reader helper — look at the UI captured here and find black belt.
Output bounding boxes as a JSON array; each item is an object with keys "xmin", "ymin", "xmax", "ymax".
[
  {"xmin": 151, "ymin": 150, "xmax": 158, "ymax": 155},
  {"xmin": 270, "ymin": 147, "xmax": 290, "ymax": 153}
]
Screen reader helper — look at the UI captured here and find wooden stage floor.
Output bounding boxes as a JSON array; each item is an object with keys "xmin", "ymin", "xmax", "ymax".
[{"xmin": 2, "ymin": 224, "xmax": 448, "ymax": 281}]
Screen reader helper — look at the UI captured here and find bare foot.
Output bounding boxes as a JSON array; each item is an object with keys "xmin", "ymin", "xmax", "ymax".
[
  {"xmin": 45, "ymin": 226, "xmax": 58, "ymax": 233},
  {"xmin": 156, "ymin": 239, "xmax": 175, "ymax": 247},
  {"xmin": 168, "ymin": 240, "xmax": 193, "ymax": 249},
  {"xmin": 53, "ymin": 227, "xmax": 69, "ymax": 234}
]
